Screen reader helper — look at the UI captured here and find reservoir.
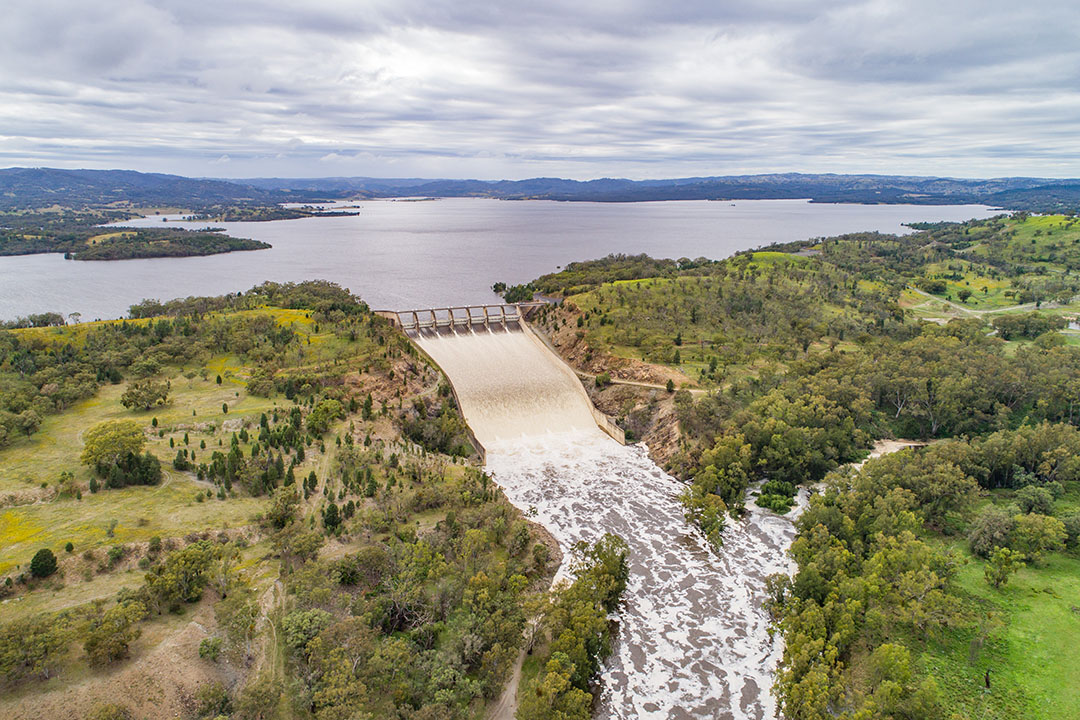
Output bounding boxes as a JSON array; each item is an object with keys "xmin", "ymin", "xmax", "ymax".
[{"xmin": 0, "ymin": 198, "xmax": 994, "ymax": 321}]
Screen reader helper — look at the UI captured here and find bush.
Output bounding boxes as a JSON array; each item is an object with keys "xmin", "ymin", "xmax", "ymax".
[
  {"xmin": 86, "ymin": 704, "xmax": 134, "ymax": 720},
  {"xmin": 199, "ymin": 636, "xmax": 223, "ymax": 661},
  {"xmin": 195, "ymin": 680, "xmax": 231, "ymax": 717},
  {"xmin": 1063, "ymin": 513, "xmax": 1080, "ymax": 548},
  {"xmin": 30, "ymin": 548, "xmax": 58, "ymax": 578},
  {"xmin": 282, "ymin": 609, "xmax": 334, "ymax": 651},
  {"xmin": 84, "ymin": 601, "xmax": 146, "ymax": 665}
]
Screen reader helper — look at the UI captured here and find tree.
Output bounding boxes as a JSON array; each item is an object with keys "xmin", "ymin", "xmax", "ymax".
[
  {"xmin": 518, "ymin": 652, "xmax": 592, "ymax": 720},
  {"xmin": 30, "ymin": 548, "xmax": 58, "ymax": 578},
  {"xmin": 968, "ymin": 505, "xmax": 1016, "ymax": 558},
  {"xmin": 323, "ymin": 501, "xmax": 341, "ymax": 532},
  {"xmin": 957, "ymin": 287, "xmax": 973, "ymax": 303},
  {"xmin": 1011, "ymin": 513, "xmax": 1066, "ymax": 564},
  {"xmin": 81, "ymin": 420, "xmax": 146, "ymax": 467},
  {"xmin": 266, "ymin": 485, "xmax": 300, "ymax": 529},
  {"xmin": 307, "ymin": 399, "xmax": 344, "ymax": 435},
  {"xmin": 282, "ymin": 609, "xmax": 334, "ymax": 652},
  {"xmin": 1016, "ymin": 485, "xmax": 1054, "ymax": 515},
  {"xmin": 233, "ymin": 673, "xmax": 281, "ymax": 720},
  {"xmin": 120, "ymin": 380, "xmax": 170, "ymax": 411},
  {"xmin": 84, "ymin": 601, "xmax": 146, "ymax": 665},
  {"xmin": 0, "ymin": 614, "xmax": 71, "ymax": 681},
  {"xmin": 984, "ymin": 546, "xmax": 1023, "ymax": 588},
  {"xmin": 15, "ymin": 409, "xmax": 41, "ymax": 437}
]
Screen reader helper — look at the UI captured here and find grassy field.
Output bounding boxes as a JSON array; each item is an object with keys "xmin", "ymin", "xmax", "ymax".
[
  {"xmin": 917, "ymin": 541, "xmax": 1080, "ymax": 720},
  {"xmin": 0, "ymin": 368, "xmax": 280, "ymax": 575},
  {"xmin": 0, "ymin": 304, "xmax": 384, "ymax": 578},
  {"xmin": 912, "ymin": 215, "xmax": 1080, "ymax": 315}
]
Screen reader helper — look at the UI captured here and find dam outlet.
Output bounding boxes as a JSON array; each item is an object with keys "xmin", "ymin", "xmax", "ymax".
[{"xmin": 415, "ymin": 322, "xmax": 801, "ymax": 720}]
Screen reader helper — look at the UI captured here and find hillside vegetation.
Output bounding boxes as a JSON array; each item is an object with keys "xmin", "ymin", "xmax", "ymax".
[
  {"xmin": 0, "ymin": 281, "xmax": 626, "ymax": 720},
  {"xmin": 528, "ymin": 213, "xmax": 1080, "ymax": 719},
  {"xmin": 0, "ymin": 208, "xmax": 269, "ymax": 262}
]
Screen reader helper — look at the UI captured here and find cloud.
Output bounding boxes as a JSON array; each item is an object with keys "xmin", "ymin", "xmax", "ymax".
[{"xmin": 0, "ymin": 0, "xmax": 1077, "ymax": 178}]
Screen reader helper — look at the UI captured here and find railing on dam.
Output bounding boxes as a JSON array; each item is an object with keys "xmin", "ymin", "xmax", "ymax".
[{"xmin": 374, "ymin": 301, "xmax": 550, "ymax": 333}]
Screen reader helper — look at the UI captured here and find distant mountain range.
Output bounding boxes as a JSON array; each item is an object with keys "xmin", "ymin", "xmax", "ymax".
[
  {"xmin": 0, "ymin": 167, "xmax": 322, "ymax": 211},
  {"xmin": 4, "ymin": 167, "xmax": 1080, "ymax": 212}
]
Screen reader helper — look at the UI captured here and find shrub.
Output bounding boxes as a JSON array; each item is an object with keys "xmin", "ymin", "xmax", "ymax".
[
  {"xmin": 30, "ymin": 548, "xmax": 57, "ymax": 578},
  {"xmin": 199, "ymin": 636, "xmax": 222, "ymax": 662},
  {"xmin": 196, "ymin": 681, "xmax": 231, "ymax": 717},
  {"xmin": 86, "ymin": 704, "xmax": 134, "ymax": 720},
  {"xmin": 1015, "ymin": 485, "xmax": 1054, "ymax": 515},
  {"xmin": 282, "ymin": 609, "xmax": 334, "ymax": 651}
]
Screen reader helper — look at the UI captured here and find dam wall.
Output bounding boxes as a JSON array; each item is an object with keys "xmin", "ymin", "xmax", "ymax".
[{"xmin": 403, "ymin": 311, "xmax": 623, "ymax": 447}]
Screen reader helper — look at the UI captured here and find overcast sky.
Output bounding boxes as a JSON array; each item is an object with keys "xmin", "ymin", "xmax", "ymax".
[{"xmin": 2, "ymin": 0, "xmax": 1078, "ymax": 180}]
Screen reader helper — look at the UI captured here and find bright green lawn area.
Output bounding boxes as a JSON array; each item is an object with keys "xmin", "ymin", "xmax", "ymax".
[{"xmin": 919, "ymin": 542, "xmax": 1080, "ymax": 720}]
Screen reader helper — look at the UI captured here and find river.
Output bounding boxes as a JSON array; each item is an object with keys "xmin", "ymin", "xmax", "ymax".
[
  {"xmin": 0, "ymin": 198, "xmax": 994, "ymax": 321},
  {"xmin": 416, "ymin": 323, "xmax": 807, "ymax": 720}
]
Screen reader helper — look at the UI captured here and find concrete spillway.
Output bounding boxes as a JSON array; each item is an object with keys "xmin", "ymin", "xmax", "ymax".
[{"xmin": 416, "ymin": 325, "xmax": 801, "ymax": 720}]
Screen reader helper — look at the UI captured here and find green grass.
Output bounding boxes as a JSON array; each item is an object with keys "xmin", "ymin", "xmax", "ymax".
[
  {"xmin": 921, "ymin": 261, "xmax": 1018, "ymax": 310},
  {"xmin": 916, "ymin": 541, "xmax": 1080, "ymax": 719},
  {"xmin": 0, "ymin": 353, "xmax": 294, "ymax": 575}
]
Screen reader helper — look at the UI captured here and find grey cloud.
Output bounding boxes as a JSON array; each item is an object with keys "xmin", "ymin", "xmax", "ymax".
[{"xmin": 0, "ymin": 0, "xmax": 1077, "ymax": 179}]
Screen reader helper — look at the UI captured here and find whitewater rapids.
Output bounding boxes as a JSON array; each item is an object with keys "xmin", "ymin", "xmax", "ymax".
[{"xmin": 416, "ymin": 324, "xmax": 801, "ymax": 720}]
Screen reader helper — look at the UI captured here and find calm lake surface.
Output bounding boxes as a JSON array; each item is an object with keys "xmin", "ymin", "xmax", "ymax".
[{"xmin": 0, "ymin": 198, "xmax": 995, "ymax": 321}]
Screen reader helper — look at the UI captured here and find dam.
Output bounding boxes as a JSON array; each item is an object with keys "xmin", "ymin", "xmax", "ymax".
[{"xmin": 414, "ymin": 319, "xmax": 801, "ymax": 720}]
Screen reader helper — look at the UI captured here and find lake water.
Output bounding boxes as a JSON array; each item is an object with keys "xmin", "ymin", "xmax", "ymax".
[{"xmin": 0, "ymin": 198, "xmax": 995, "ymax": 321}]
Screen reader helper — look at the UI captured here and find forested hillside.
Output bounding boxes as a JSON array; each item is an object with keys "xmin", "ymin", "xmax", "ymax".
[
  {"xmin": 527, "ymin": 212, "xmax": 1080, "ymax": 719},
  {"xmin": 0, "ymin": 282, "xmax": 623, "ymax": 720}
]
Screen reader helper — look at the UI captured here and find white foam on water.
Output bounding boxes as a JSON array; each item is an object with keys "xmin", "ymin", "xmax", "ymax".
[{"xmin": 417, "ymin": 327, "xmax": 802, "ymax": 719}]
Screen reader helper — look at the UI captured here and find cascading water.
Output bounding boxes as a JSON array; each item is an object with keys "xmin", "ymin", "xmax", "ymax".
[{"xmin": 416, "ymin": 324, "xmax": 801, "ymax": 720}]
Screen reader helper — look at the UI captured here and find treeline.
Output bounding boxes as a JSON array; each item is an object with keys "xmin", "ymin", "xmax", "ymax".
[
  {"xmin": 676, "ymin": 319, "xmax": 1080, "ymax": 521},
  {"xmin": 0, "ymin": 208, "xmax": 269, "ymax": 260},
  {"xmin": 70, "ymin": 230, "xmax": 269, "ymax": 261},
  {"xmin": 532, "ymin": 254, "xmax": 703, "ymax": 295},
  {"xmin": 771, "ymin": 423, "xmax": 1080, "ymax": 718},
  {"xmin": 519, "ymin": 534, "xmax": 630, "ymax": 720},
  {"xmin": 572, "ymin": 251, "xmax": 901, "ymax": 370},
  {"xmin": 128, "ymin": 279, "xmax": 370, "ymax": 319}
]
